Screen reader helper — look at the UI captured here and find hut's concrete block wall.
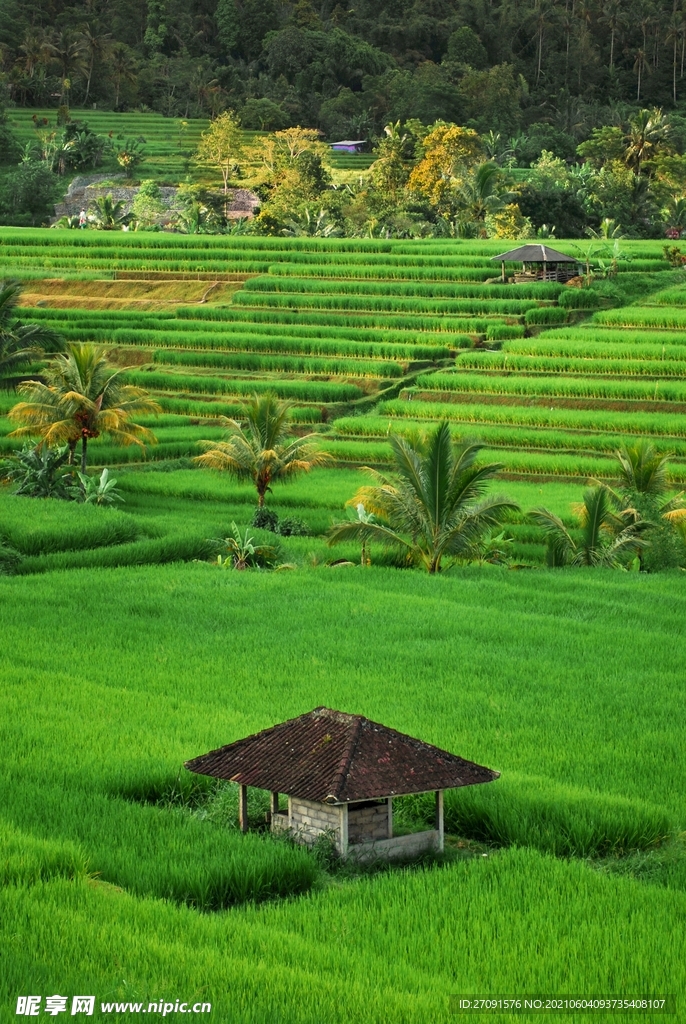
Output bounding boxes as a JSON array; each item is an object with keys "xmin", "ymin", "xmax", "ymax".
[
  {"xmin": 288, "ymin": 797, "xmax": 341, "ymax": 845},
  {"xmin": 348, "ymin": 829, "xmax": 441, "ymax": 863},
  {"xmin": 348, "ymin": 800, "xmax": 390, "ymax": 843}
]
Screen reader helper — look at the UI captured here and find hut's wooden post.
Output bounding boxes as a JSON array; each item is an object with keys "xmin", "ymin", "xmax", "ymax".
[
  {"xmin": 270, "ymin": 791, "xmax": 279, "ymax": 817},
  {"xmin": 435, "ymin": 790, "xmax": 444, "ymax": 853},
  {"xmin": 238, "ymin": 784, "xmax": 248, "ymax": 833},
  {"xmin": 501, "ymin": 260, "xmax": 505, "ymax": 282},
  {"xmin": 387, "ymin": 796, "xmax": 393, "ymax": 839}
]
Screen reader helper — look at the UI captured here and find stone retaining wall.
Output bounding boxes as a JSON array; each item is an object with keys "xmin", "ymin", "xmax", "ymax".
[{"xmin": 54, "ymin": 175, "xmax": 260, "ymax": 221}]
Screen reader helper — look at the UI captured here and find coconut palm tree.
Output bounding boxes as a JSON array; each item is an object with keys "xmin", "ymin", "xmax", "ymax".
[
  {"xmin": 0, "ymin": 279, "xmax": 63, "ymax": 387},
  {"xmin": 48, "ymin": 30, "xmax": 87, "ymax": 104},
  {"xmin": 530, "ymin": 484, "xmax": 648, "ymax": 567},
  {"xmin": 91, "ymin": 194, "xmax": 127, "ymax": 229},
  {"xmin": 457, "ymin": 162, "xmax": 510, "ymax": 227},
  {"xmin": 607, "ymin": 440, "xmax": 686, "ymax": 568},
  {"xmin": 328, "ymin": 422, "xmax": 519, "ymax": 574},
  {"xmin": 8, "ymin": 343, "xmax": 159, "ymax": 472},
  {"xmin": 108, "ymin": 42, "xmax": 138, "ymax": 109},
  {"xmin": 625, "ymin": 107, "xmax": 670, "ymax": 173},
  {"xmin": 614, "ymin": 439, "xmax": 672, "ymax": 496},
  {"xmin": 663, "ymin": 196, "xmax": 686, "ymax": 238},
  {"xmin": 194, "ymin": 393, "xmax": 331, "ymax": 506},
  {"xmin": 79, "ymin": 23, "xmax": 112, "ymax": 106}
]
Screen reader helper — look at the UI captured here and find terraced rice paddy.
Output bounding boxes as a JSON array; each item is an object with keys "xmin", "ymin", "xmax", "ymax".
[
  {"xmin": 4, "ymin": 230, "xmax": 686, "ymax": 567},
  {"xmin": 3, "ymin": 229, "xmax": 686, "ymax": 1020},
  {"xmin": 4, "ymin": 232, "xmax": 685, "ymax": 492}
]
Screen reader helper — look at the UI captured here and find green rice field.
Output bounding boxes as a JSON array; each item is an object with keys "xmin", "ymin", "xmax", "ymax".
[{"xmin": 1, "ymin": 563, "xmax": 685, "ymax": 1022}]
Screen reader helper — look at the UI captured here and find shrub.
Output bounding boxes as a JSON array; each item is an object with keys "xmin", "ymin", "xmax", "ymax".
[
  {"xmin": 277, "ymin": 516, "xmax": 310, "ymax": 537},
  {"xmin": 0, "ymin": 542, "xmax": 21, "ymax": 575},
  {"xmin": 0, "ymin": 162, "xmax": 60, "ymax": 226},
  {"xmin": 251, "ymin": 507, "xmax": 279, "ymax": 532}
]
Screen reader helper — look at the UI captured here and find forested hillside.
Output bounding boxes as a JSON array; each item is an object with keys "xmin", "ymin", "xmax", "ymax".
[{"xmin": 3, "ymin": 0, "xmax": 686, "ymax": 140}]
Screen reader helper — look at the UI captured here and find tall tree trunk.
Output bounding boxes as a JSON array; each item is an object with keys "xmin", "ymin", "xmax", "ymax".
[
  {"xmin": 675, "ymin": 38, "xmax": 678, "ymax": 102},
  {"xmin": 537, "ymin": 25, "xmax": 543, "ymax": 85},
  {"xmin": 81, "ymin": 435, "xmax": 88, "ymax": 474},
  {"xmin": 610, "ymin": 28, "xmax": 615, "ymax": 69},
  {"xmin": 84, "ymin": 54, "xmax": 94, "ymax": 105}
]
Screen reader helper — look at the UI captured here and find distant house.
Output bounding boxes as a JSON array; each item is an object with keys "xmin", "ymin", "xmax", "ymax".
[
  {"xmin": 185, "ymin": 706, "xmax": 499, "ymax": 861},
  {"xmin": 329, "ymin": 140, "xmax": 367, "ymax": 154}
]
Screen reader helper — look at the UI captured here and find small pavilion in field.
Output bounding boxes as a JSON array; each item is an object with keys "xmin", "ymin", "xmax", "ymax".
[
  {"xmin": 184, "ymin": 707, "xmax": 499, "ymax": 861},
  {"xmin": 492, "ymin": 243, "xmax": 581, "ymax": 283}
]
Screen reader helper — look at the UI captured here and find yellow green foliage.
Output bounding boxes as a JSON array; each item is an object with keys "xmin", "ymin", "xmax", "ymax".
[
  {"xmin": 407, "ymin": 124, "xmax": 482, "ymax": 208},
  {"xmin": 486, "ymin": 202, "xmax": 532, "ymax": 239}
]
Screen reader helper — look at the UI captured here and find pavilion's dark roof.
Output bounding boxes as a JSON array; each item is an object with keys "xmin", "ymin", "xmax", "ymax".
[
  {"xmin": 491, "ymin": 244, "xmax": 578, "ymax": 263},
  {"xmin": 184, "ymin": 707, "xmax": 499, "ymax": 803}
]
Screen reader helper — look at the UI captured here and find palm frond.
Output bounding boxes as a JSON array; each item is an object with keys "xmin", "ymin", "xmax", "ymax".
[
  {"xmin": 530, "ymin": 506, "xmax": 576, "ymax": 566},
  {"xmin": 327, "ymin": 518, "xmax": 413, "ymax": 552}
]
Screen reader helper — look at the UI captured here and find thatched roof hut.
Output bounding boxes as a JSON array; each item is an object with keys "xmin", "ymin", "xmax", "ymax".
[{"xmin": 491, "ymin": 244, "xmax": 581, "ymax": 282}]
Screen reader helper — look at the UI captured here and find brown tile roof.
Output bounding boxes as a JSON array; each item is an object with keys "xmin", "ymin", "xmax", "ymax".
[
  {"xmin": 491, "ymin": 243, "xmax": 578, "ymax": 263},
  {"xmin": 184, "ymin": 707, "xmax": 499, "ymax": 803}
]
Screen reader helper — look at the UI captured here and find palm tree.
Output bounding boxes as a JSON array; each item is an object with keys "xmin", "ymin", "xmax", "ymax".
[
  {"xmin": 625, "ymin": 107, "xmax": 670, "ymax": 172},
  {"xmin": 633, "ymin": 49, "xmax": 651, "ymax": 103},
  {"xmin": 530, "ymin": 0, "xmax": 556, "ymax": 85},
  {"xmin": 612, "ymin": 438, "xmax": 684, "ymax": 523},
  {"xmin": 663, "ymin": 195, "xmax": 686, "ymax": 237},
  {"xmin": 8, "ymin": 343, "xmax": 159, "ymax": 472},
  {"xmin": 108, "ymin": 43, "xmax": 137, "ymax": 108},
  {"xmin": 79, "ymin": 23, "xmax": 112, "ymax": 106},
  {"xmin": 328, "ymin": 422, "xmax": 519, "ymax": 574},
  {"xmin": 194, "ymin": 393, "xmax": 331, "ymax": 506},
  {"xmin": 0, "ymin": 280, "xmax": 63, "ymax": 387},
  {"xmin": 530, "ymin": 484, "xmax": 648, "ymax": 567},
  {"xmin": 615, "ymin": 439, "xmax": 672, "ymax": 495},
  {"xmin": 91, "ymin": 195, "xmax": 127, "ymax": 229},
  {"xmin": 609, "ymin": 440, "xmax": 686, "ymax": 569},
  {"xmin": 458, "ymin": 162, "xmax": 510, "ymax": 227},
  {"xmin": 600, "ymin": 0, "xmax": 627, "ymax": 70},
  {"xmin": 18, "ymin": 29, "xmax": 52, "ymax": 81},
  {"xmin": 48, "ymin": 30, "xmax": 87, "ymax": 104}
]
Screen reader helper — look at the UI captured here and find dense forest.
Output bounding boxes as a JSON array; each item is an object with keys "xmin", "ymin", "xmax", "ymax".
[{"xmin": 4, "ymin": 0, "xmax": 686, "ymax": 142}]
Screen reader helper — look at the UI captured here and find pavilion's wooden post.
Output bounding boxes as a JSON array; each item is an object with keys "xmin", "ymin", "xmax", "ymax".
[
  {"xmin": 387, "ymin": 797, "xmax": 393, "ymax": 839},
  {"xmin": 435, "ymin": 790, "xmax": 444, "ymax": 853},
  {"xmin": 238, "ymin": 784, "xmax": 248, "ymax": 833},
  {"xmin": 270, "ymin": 791, "xmax": 279, "ymax": 816}
]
